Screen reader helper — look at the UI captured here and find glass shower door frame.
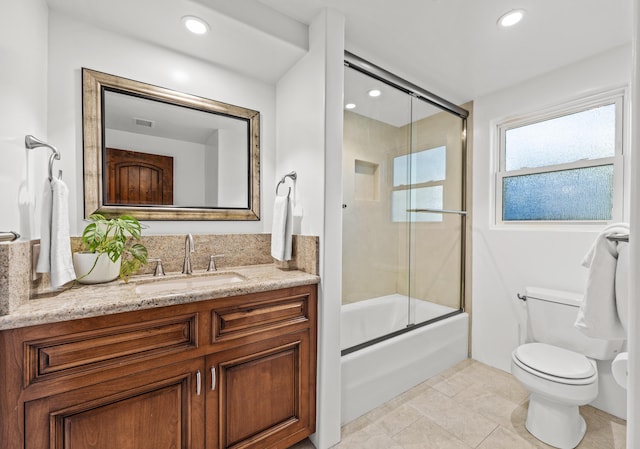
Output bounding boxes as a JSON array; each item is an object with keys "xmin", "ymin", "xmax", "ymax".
[{"xmin": 341, "ymin": 51, "xmax": 468, "ymax": 356}]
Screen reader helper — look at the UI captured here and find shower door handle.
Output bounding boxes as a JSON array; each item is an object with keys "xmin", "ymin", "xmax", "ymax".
[{"xmin": 407, "ymin": 208, "xmax": 467, "ymax": 215}]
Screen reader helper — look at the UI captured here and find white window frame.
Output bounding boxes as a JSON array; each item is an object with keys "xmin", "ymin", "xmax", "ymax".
[
  {"xmin": 495, "ymin": 89, "xmax": 625, "ymax": 226},
  {"xmin": 391, "ymin": 146, "xmax": 446, "ymax": 223}
]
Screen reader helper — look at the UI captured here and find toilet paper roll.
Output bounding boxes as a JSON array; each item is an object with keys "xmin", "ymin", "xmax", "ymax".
[{"xmin": 612, "ymin": 352, "xmax": 628, "ymax": 389}]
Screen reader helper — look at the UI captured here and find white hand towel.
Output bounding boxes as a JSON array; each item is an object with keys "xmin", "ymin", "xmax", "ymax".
[
  {"xmin": 36, "ymin": 180, "xmax": 52, "ymax": 274},
  {"xmin": 36, "ymin": 178, "xmax": 76, "ymax": 289},
  {"xmin": 271, "ymin": 191, "xmax": 292, "ymax": 261},
  {"xmin": 615, "ymin": 242, "xmax": 630, "ymax": 333},
  {"xmin": 580, "ymin": 222, "xmax": 629, "ymax": 267},
  {"xmin": 574, "ymin": 223, "xmax": 628, "ymax": 340}
]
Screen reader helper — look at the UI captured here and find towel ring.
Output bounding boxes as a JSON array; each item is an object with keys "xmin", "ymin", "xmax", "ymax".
[
  {"xmin": 48, "ymin": 151, "xmax": 62, "ymax": 181},
  {"xmin": 276, "ymin": 171, "xmax": 297, "ymax": 195},
  {"xmin": 25, "ymin": 135, "xmax": 62, "ymax": 181}
]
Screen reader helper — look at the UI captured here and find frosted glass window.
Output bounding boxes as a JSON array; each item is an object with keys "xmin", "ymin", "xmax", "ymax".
[
  {"xmin": 505, "ymin": 104, "xmax": 615, "ymax": 171},
  {"xmin": 393, "ymin": 146, "xmax": 446, "ymax": 186},
  {"xmin": 497, "ymin": 92, "xmax": 623, "ymax": 223},
  {"xmin": 392, "ymin": 186, "xmax": 443, "ymax": 222},
  {"xmin": 503, "ymin": 165, "xmax": 613, "ymax": 221}
]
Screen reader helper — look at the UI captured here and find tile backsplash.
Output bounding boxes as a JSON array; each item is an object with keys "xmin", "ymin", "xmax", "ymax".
[{"xmin": 0, "ymin": 233, "xmax": 318, "ymax": 316}]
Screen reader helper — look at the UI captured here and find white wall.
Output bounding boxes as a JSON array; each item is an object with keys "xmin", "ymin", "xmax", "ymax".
[
  {"xmin": 205, "ymin": 131, "xmax": 219, "ymax": 206},
  {"xmin": 322, "ymin": 8, "xmax": 345, "ymax": 448},
  {"xmin": 472, "ymin": 45, "xmax": 632, "ymax": 417},
  {"xmin": 46, "ymin": 11, "xmax": 276, "ymax": 235},
  {"xmin": 628, "ymin": 2, "xmax": 640, "ymax": 443},
  {"xmin": 0, "ymin": 0, "xmax": 49, "ymax": 240},
  {"xmin": 275, "ymin": 8, "xmax": 344, "ymax": 449},
  {"xmin": 217, "ymin": 128, "xmax": 248, "ymax": 208},
  {"xmin": 275, "ymin": 29, "xmax": 326, "ymax": 237}
]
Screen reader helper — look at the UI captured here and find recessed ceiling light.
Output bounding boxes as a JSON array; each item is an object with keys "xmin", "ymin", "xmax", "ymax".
[
  {"xmin": 182, "ymin": 15, "xmax": 209, "ymax": 35},
  {"xmin": 345, "ymin": 103, "xmax": 356, "ymax": 110},
  {"xmin": 497, "ymin": 9, "xmax": 525, "ymax": 28},
  {"xmin": 368, "ymin": 89, "xmax": 382, "ymax": 97}
]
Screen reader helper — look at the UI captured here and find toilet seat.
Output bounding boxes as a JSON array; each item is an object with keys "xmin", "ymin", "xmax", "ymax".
[{"xmin": 513, "ymin": 343, "xmax": 596, "ymax": 386}]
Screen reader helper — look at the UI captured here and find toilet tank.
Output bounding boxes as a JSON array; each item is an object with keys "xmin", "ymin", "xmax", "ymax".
[{"xmin": 525, "ymin": 287, "xmax": 624, "ymax": 360}]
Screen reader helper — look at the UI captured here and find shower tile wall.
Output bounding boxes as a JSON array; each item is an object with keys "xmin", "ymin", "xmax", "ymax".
[
  {"xmin": 402, "ymin": 106, "xmax": 465, "ymax": 309},
  {"xmin": 342, "ymin": 110, "xmax": 407, "ymax": 304},
  {"xmin": 342, "ymin": 107, "xmax": 466, "ymax": 310}
]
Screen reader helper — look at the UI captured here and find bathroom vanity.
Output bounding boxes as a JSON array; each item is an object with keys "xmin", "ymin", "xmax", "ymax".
[{"xmin": 0, "ymin": 264, "xmax": 318, "ymax": 449}]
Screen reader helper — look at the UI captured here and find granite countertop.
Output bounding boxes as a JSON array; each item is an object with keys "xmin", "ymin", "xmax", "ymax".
[{"xmin": 0, "ymin": 264, "xmax": 319, "ymax": 331}]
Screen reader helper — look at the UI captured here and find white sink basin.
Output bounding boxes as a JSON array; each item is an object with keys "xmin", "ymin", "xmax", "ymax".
[{"xmin": 135, "ymin": 273, "xmax": 246, "ymax": 295}]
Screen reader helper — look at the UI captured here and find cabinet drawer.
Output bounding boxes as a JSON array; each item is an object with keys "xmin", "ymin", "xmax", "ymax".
[
  {"xmin": 25, "ymin": 314, "xmax": 197, "ymax": 385},
  {"xmin": 212, "ymin": 295, "xmax": 308, "ymax": 342}
]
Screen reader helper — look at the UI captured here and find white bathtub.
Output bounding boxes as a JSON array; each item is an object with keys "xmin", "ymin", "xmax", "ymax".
[{"xmin": 340, "ymin": 294, "xmax": 469, "ymax": 424}]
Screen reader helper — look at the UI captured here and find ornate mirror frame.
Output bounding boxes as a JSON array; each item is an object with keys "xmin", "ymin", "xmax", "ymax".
[{"xmin": 82, "ymin": 68, "xmax": 260, "ymax": 221}]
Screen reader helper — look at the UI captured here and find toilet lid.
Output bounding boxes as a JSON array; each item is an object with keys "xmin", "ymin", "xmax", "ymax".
[{"xmin": 514, "ymin": 343, "xmax": 596, "ymax": 380}]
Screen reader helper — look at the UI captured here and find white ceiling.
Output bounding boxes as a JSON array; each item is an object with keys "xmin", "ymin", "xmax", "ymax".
[
  {"xmin": 344, "ymin": 68, "xmax": 443, "ymax": 127},
  {"xmin": 47, "ymin": 0, "xmax": 633, "ymax": 105},
  {"xmin": 257, "ymin": 0, "xmax": 633, "ymax": 104},
  {"xmin": 46, "ymin": 0, "xmax": 308, "ymax": 83}
]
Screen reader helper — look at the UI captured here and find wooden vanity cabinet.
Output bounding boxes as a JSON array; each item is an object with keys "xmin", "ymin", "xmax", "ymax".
[
  {"xmin": 25, "ymin": 357, "xmax": 206, "ymax": 449},
  {"xmin": 206, "ymin": 330, "xmax": 314, "ymax": 449},
  {"xmin": 0, "ymin": 284, "xmax": 317, "ymax": 449}
]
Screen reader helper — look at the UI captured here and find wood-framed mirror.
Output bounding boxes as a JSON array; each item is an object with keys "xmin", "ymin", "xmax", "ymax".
[{"xmin": 82, "ymin": 68, "xmax": 260, "ymax": 220}]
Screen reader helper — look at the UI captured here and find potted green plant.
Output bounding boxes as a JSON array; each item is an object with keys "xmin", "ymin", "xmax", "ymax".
[{"xmin": 73, "ymin": 214, "xmax": 148, "ymax": 284}]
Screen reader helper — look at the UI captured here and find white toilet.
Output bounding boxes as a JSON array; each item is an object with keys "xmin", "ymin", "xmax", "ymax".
[{"xmin": 511, "ymin": 287, "xmax": 624, "ymax": 449}]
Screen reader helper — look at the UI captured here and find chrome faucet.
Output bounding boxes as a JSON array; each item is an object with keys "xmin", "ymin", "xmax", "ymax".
[{"xmin": 182, "ymin": 233, "xmax": 195, "ymax": 274}]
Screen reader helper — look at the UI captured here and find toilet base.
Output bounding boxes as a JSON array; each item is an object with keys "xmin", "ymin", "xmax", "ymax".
[{"xmin": 525, "ymin": 393, "xmax": 586, "ymax": 449}]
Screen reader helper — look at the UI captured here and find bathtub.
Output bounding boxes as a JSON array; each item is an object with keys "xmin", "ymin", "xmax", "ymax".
[{"xmin": 340, "ymin": 294, "xmax": 469, "ymax": 424}]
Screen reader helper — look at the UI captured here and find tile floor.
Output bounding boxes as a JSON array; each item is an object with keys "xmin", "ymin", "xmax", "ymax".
[{"xmin": 291, "ymin": 359, "xmax": 627, "ymax": 449}]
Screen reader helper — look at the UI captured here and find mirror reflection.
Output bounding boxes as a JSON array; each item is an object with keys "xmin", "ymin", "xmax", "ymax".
[
  {"xmin": 82, "ymin": 68, "xmax": 260, "ymax": 221},
  {"xmin": 104, "ymin": 90, "xmax": 249, "ymax": 208}
]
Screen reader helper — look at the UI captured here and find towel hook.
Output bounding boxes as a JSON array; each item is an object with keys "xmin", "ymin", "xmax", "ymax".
[
  {"xmin": 276, "ymin": 171, "xmax": 297, "ymax": 195},
  {"xmin": 25, "ymin": 135, "xmax": 61, "ymax": 181}
]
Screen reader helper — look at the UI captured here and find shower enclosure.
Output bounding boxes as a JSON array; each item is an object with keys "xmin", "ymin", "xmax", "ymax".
[{"xmin": 341, "ymin": 52, "xmax": 469, "ymax": 354}]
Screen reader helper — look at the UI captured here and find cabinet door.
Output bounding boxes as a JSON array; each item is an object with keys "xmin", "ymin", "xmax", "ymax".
[
  {"xmin": 206, "ymin": 331, "xmax": 315, "ymax": 449},
  {"xmin": 25, "ymin": 358, "xmax": 205, "ymax": 449}
]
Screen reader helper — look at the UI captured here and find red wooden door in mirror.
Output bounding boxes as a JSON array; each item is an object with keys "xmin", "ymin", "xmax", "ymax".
[{"xmin": 105, "ymin": 148, "xmax": 173, "ymax": 205}]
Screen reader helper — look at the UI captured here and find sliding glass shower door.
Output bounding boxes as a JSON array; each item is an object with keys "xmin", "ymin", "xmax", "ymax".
[
  {"xmin": 405, "ymin": 96, "xmax": 466, "ymax": 326},
  {"xmin": 341, "ymin": 58, "xmax": 467, "ymax": 353}
]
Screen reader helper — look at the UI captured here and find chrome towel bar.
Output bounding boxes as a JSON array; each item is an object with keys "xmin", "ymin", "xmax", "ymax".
[
  {"xmin": 0, "ymin": 231, "xmax": 20, "ymax": 242},
  {"xmin": 407, "ymin": 208, "xmax": 467, "ymax": 216},
  {"xmin": 606, "ymin": 233, "xmax": 629, "ymax": 242}
]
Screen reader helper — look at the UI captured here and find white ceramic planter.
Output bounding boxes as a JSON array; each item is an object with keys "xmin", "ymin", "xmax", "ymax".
[{"xmin": 73, "ymin": 252, "xmax": 121, "ymax": 284}]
